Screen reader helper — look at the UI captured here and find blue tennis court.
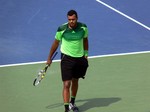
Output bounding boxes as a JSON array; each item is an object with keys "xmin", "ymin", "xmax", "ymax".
[{"xmin": 0, "ymin": 0, "xmax": 149, "ymax": 65}]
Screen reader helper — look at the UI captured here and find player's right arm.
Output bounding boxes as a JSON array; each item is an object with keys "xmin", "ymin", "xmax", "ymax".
[
  {"xmin": 47, "ymin": 39, "xmax": 60, "ymax": 65},
  {"xmin": 47, "ymin": 24, "xmax": 64, "ymax": 65}
]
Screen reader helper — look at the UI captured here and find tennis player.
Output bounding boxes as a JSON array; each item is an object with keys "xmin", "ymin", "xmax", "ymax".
[{"xmin": 47, "ymin": 10, "xmax": 89, "ymax": 112}]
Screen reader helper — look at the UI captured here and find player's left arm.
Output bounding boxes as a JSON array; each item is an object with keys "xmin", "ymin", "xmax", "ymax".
[
  {"xmin": 84, "ymin": 37, "xmax": 89, "ymax": 59},
  {"xmin": 83, "ymin": 24, "xmax": 89, "ymax": 58}
]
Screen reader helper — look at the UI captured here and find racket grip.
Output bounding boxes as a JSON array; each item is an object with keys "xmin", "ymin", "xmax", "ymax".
[
  {"xmin": 51, "ymin": 52, "xmax": 58, "ymax": 60},
  {"xmin": 46, "ymin": 52, "xmax": 58, "ymax": 66}
]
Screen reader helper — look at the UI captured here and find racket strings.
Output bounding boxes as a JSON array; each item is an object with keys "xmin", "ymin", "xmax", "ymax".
[
  {"xmin": 33, "ymin": 52, "xmax": 58, "ymax": 86},
  {"xmin": 33, "ymin": 70, "xmax": 46, "ymax": 86}
]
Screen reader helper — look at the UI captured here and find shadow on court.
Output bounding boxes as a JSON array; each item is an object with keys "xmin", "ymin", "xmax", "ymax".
[
  {"xmin": 46, "ymin": 103, "xmax": 63, "ymax": 109},
  {"xmin": 46, "ymin": 97, "xmax": 121, "ymax": 111},
  {"xmin": 77, "ymin": 97, "xmax": 121, "ymax": 111}
]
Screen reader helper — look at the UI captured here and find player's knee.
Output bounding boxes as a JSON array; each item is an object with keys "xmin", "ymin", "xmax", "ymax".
[
  {"xmin": 63, "ymin": 81, "xmax": 71, "ymax": 89},
  {"xmin": 72, "ymin": 78, "xmax": 78, "ymax": 85}
]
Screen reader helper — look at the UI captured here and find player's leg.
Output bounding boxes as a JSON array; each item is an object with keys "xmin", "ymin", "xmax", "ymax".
[
  {"xmin": 61, "ymin": 53, "xmax": 75, "ymax": 112},
  {"xmin": 71, "ymin": 78, "xmax": 79, "ymax": 104},
  {"xmin": 63, "ymin": 80, "xmax": 71, "ymax": 112},
  {"xmin": 69, "ymin": 78, "xmax": 79, "ymax": 112}
]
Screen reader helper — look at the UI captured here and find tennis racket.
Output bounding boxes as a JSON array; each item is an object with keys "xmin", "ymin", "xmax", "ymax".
[{"xmin": 33, "ymin": 52, "xmax": 58, "ymax": 86}]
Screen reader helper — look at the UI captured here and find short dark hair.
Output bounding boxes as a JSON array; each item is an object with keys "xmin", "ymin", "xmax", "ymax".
[{"xmin": 67, "ymin": 10, "xmax": 78, "ymax": 18}]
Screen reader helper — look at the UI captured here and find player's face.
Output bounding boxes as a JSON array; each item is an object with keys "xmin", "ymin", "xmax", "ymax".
[{"xmin": 68, "ymin": 14, "xmax": 77, "ymax": 29}]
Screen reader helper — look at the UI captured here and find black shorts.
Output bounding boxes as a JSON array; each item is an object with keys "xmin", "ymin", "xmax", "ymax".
[{"xmin": 61, "ymin": 53, "xmax": 89, "ymax": 81}]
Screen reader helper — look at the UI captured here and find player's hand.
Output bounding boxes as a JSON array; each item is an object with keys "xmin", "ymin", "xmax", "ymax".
[
  {"xmin": 46, "ymin": 59, "xmax": 52, "ymax": 66},
  {"xmin": 84, "ymin": 56, "xmax": 88, "ymax": 59}
]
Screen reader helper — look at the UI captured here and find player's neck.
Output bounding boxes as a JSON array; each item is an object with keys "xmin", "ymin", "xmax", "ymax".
[{"xmin": 68, "ymin": 23, "xmax": 77, "ymax": 29}]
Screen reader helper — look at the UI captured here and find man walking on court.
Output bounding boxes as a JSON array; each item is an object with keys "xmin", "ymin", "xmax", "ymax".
[{"xmin": 47, "ymin": 10, "xmax": 89, "ymax": 112}]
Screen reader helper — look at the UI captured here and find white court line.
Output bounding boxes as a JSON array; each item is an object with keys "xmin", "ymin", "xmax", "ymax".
[
  {"xmin": 89, "ymin": 51, "xmax": 150, "ymax": 59},
  {"xmin": 96, "ymin": 0, "xmax": 150, "ymax": 31},
  {"xmin": 0, "ymin": 51, "xmax": 150, "ymax": 68},
  {"xmin": 0, "ymin": 60, "xmax": 60, "ymax": 68},
  {"xmin": 28, "ymin": 9, "xmax": 41, "ymax": 24}
]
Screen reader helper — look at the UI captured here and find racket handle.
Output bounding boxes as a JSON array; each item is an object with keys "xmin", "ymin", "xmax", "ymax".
[
  {"xmin": 47, "ymin": 52, "xmax": 58, "ymax": 66},
  {"xmin": 51, "ymin": 52, "xmax": 58, "ymax": 60}
]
